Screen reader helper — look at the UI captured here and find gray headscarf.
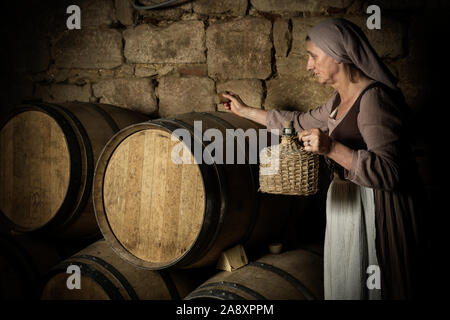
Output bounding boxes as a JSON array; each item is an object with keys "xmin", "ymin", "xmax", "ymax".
[{"xmin": 307, "ymin": 18, "xmax": 399, "ymax": 91}]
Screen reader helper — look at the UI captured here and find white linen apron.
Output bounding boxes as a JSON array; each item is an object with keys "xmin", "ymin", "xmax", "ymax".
[{"xmin": 324, "ymin": 173, "xmax": 382, "ymax": 300}]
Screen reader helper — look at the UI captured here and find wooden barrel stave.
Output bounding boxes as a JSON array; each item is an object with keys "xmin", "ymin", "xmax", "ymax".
[
  {"xmin": 0, "ymin": 104, "xmax": 83, "ymax": 233},
  {"xmin": 40, "ymin": 239, "xmax": 212, "ymax": 300},
  {"xmin": 185, "ymin": 249, "xmax": 324, "ymax": 300},
  {"xmin": 0, "ymin": 102, "xmax": 149, "ymax": 238},
  {"xmin": 158, "ymin": 114, "xmax": 257, "ymax": 267},
  {"xmin": 94, "ymin": 112, "xmax": 294, "ymax": 270}
]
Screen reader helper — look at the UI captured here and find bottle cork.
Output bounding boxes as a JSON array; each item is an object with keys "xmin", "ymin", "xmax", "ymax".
[
  {"xmin": 283, "ymin": 121, "xmax": 293, "ymax": 129},
  {"xmin": 282, "ymin": 121, "xmax": 294, "ymax": 136}
]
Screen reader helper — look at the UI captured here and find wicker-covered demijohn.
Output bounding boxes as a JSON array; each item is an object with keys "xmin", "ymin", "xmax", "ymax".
[{"xmin": 259, "ymin": 121, "xmax": 319, "ymax": 196}]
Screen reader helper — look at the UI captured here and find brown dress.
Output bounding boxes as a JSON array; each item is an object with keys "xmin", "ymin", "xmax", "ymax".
[{"xmin": 266, "ymin": 81, "xmax": 426, "ymax": 299}]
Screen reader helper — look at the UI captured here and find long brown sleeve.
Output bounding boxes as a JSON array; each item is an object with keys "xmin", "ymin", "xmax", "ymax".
[
  {"xmin": 346, "ymin": 87, "xmax": 406, "ymax": 191},
  {"xmin": 265, "ymin": 92, "xmax": 337, "ymax": 134}
]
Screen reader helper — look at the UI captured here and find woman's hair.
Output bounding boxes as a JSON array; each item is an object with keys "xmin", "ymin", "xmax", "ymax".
[{"xmin": 305, "ymin": 35, "xmax": 364, "ymax": 83}]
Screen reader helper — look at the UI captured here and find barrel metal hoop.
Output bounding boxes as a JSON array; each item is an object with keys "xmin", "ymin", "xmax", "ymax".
[
  {"xmin": 155, "ymin": 117, "xmax": 228, "ymax": 268},
  {"xmin": 0, "ymin": 103, "xmax": 83, "ymax": 233},
  {"xmin": 88, "ymin": 104, "xmax": 120, "ymax": 133},
  {"xmin": 196, "ymin": 112, "xmax": 261, "ymax": 245},
  {"xmin": 40, "ymin": 102, "xmax": 95, "ymax": 235},
  {"xmin": 47, "ymin": 261, "xmax": 125, "ymax": 300},
  {"xmin": 197, "ymin": 281, "xmax": 266, "ymax": 300},
  {"xmin": 71, "ymin": 254, "xmax": 139, "ymax": 300},
  {"xmin": 197, "ymin": 111, "xmax": 257, "ymax": 183},
  {"xmin": 185, "ymin": 289, "xmax": 245, "ymax": 300},
  {"xmin": 249, "ymin": 261, "xmax": 315, "ymax": 300},
  {"xmin": 158, "ymin": 270, "xmax": 181, "ymax": 300}
]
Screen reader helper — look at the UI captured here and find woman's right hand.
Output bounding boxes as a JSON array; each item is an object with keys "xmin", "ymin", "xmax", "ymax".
[{"xmin": 222, "ymin": 92, "xmax": 248, "ymax": 117}]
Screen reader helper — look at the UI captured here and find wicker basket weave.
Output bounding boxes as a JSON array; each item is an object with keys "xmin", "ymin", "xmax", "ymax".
[{"xmin": 259, "ymin": 123, "xmax": 319, "ymax": 196}]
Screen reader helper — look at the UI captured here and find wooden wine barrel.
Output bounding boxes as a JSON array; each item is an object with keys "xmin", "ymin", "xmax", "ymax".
[
  {"xmin": 40, "ymin": 239, "xmax": 213, "ymax": 300},
  {"xmin": 94, "ymin": 112, "xmax": 294, "ymax": 270},
  {"xmin": 0, "ymin": 102, "xmax": 149, "ymax": 238},
  {"xmin": 0, "ymin": 232, "xmax": 62, "ymax": 299},
  {"xmin": 185, "ymin": 248, "xmax": 324, "ymax": 300}
]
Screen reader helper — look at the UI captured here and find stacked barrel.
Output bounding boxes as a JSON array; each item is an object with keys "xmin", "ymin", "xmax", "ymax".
[
  {"xmin": 0, "ymin": 101, "xmax": 149, "ymax": 238},
  {"xmin": 0, "ymin": 102, "xmax": 325, "ymax": 300}
]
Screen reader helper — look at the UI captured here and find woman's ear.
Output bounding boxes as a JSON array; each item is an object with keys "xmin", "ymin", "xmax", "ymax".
[{"xmin": 332, "ymin": 57, "xmax": 342, "ymax": 65}]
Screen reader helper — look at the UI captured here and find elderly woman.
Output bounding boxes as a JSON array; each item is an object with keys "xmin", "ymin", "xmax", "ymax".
[{"xmin": 222, "ymin": 18, "xmax": 425, "ymax": 300}]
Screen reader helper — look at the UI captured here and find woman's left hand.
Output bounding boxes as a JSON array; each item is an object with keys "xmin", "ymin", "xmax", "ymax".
[{"xmin": 298, "ymin": 128, "xmax": 334, "ymax": 155}]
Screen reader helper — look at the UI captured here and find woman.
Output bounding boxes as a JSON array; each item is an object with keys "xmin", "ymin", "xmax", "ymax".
[{"xmin": 222, "ymin": 18, "xmax": 426, "ymax": 300}]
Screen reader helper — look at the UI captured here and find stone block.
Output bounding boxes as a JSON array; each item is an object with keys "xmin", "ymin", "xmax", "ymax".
[
  {"xmin": 35, "ymin": 83, "xmax": 91, "ymax": 103},
  {"xmin": 216, "ymin": 79, "xmax": 263, "ymax": 111},
  {"xmin": 250, "ymin": 0, "xmax": 353, "ymax": 13},
  {"xmin": 193, "ymin": 0, "xmax": 247, "ymax": 16},
  {"xmin": 114, "ymin": 64, "xmax": 135, "ymax": 78},
  {"xmin": 134, "ymin": 64, "xmax": 175, "ymax": 77},
  {"xmin": 123, "ymin": 21, "xmax": 206, "ymax": 64},
  {"xmin": 157, "ymin": 76, "xmax": 215, "ymax": 117},
  {"xmin": 67, "ymin": 69, "xmax": 102, "ymax": 84},
  {"xmin": 359, "ymin": 0, "xmax": 428, "ymax": 11},
  {"xmin": 79, "ymin": 0, "xmax": 116, "ymax": 27},
  {"xmin": 115, "ymin": 0, "xmax": 134, "ymax": 26},
  {"xmin": 264, "ymin": 76, "xmax": 334, "ymax": 112},
  {"xmin": 176, "ymin": 64, "xmax": 208, "ymax": 77},
  {"xmin": 276, "ymin": 55, "xmax": 308, "ymax": 78},
  {"xmin": 135, "ymin": 64, "xmax": 159, "ymax": 77},
  {"xmin": 53, "ymin": 29, "xmax": 123, "ymax": 69},
  {"xmin": 273, "ymin": 19, "xmax": 291, "ymax": 58},
  {"xmin": 92, "ymin": 78, "xmax": 157, "ymax": 114},
  {"xmin": 206, "ymin": 17, "xmax": 272, "ymax": 80},
  {"xmin": 139, "ymin": 1, "xmax": 193, "ymax": 21}
]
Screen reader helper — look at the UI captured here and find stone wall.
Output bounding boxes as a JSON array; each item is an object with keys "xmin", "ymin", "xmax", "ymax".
[{"xmin": 1, "ymin": 0, "xmax": 436, "ymax": 117}]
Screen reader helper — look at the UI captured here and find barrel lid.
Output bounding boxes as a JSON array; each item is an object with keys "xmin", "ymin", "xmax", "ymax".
[
  {"xmin": 0, "ymin": 110, "xmax": 71, "ymax": 230},
  {"xmin": 103, "ymin": 128, "xmax": 205, "ymax": 265}
]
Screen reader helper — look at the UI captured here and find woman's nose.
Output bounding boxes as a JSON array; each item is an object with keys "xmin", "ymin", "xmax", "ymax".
[{"xmin": 306, "ymin": 57, "xmax": 314, "ymax": 71}]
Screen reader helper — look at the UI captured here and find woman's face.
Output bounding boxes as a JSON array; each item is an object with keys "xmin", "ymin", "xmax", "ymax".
[{"xmin": 306, "ymin": 40, "xmax": 340, "ymax": 85}]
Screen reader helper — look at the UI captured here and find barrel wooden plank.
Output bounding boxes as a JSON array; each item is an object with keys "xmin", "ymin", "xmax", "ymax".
[
  {"xmin": 94, "ymin": 113, "xmax": 294, "ymax": 269},
  {"xmin": 41, "ymin": 240, "xmax": 212, "ymax": 300},
  {"xmin": 42, "ymin": 273, "xmax": 110, "ymax": 300},
  {"xmin": 0, "ymin": 111, "xmax": 70, "ymax": 230},
  {"xmin": 103, "ymin": 129, "xmax": 205, "ymax": 264},
  {"xmin": 0, "ymin": 103, "xmax": 150, "ymax": 238},
  {"xmin": 176, "ymin": 149, "xmax": 205, "ymax": 259},
  {"xmin": 185, "ymin": 249, "xmax": 324, "ymax": 300}
]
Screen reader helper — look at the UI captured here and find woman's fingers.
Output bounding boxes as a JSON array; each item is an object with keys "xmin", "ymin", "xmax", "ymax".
[
  {"xmin": 297, "ymin": 128, "xmax": 332, "ymax": 155},
  {"xmin": 298, "ymin": 129, "xmax": 319, "ymax": 151},
  {"xmin": 221, "ymin": 92, "xmax": 247, "ymax": 115},
  {"xmin": 222, "ymin": 93, "xmax": 239, "ymax": 104},
  {"xmin": 298, "ymin": 129, "xmax": 313, "ymax": 141}
]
